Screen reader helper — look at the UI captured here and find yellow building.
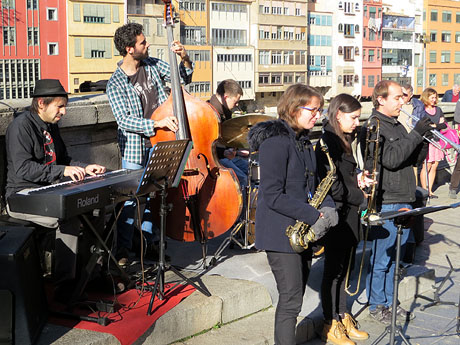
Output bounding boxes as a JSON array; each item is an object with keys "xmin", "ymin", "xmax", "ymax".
[
  {"xmin": 419, "ymin": 0, "xmax": 460, "ymax": 95},
  {"xmin": 68, "ymin": 0, "xmax": 125, "ymax": 94},
  {"xmin": 178, "ymin": 0, "xmax": 213, "ymax": 101}
]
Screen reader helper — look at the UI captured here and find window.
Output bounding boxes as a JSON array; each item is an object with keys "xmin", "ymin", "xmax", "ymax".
[
  {"xmin": 338, "ymin": 24, "xmax": 343, "ymax": 33},
  {"xmin": 431, "ymin": 10, "xmax": 438, "ymax": 22},
  {"xmin": 363, "ymin": 49, "xmax": 366, "ymax": 60},
  {"xmin": 157, "ymin": 19, "xmax": 164, "ymax": 37},
  {"xmin": 190, "ymin": 50, "xmax": 211, "ymax": 62},
  {"xmin": 368, "ymin": 75, "xmax": 375, "ymax": 87},
  {"xmin": 157, "ymin": 48, "xmax": 164, "ymax": 61},
  {"xmin": 441, "ymin": 51, "xmax": 451, "ymax": 63},
  {"xmin": 442, "ymin": 11, "xmax": 452, "ymax": 23},
  {"xmin": 27, "ymin": 0, "xmax": 38, "ymax": 10},
  {"xmin": 295, "ymin": 8, "xmax": 301, "ymax": 16},
  {"xmin": 355, "ymin": 25, "xmax": 360, "ymax": 33},
  {"xmin": 344, "ymin": 46, "xmax": 354, "ymax": 61},
  {"xmin": 271, "ymin": 51, "xmax": 282, "ymax": 64},
  {"xmin": 188, "ymin": 82, "xmax": 210, "ymax": 95},
  {"xmin": 442, "ymin": 74, "xmax": 449, "ymax": 86},
  {"xmin": 369, "ymin": 30, "xmax": 375, "ymax": 41},
  {"xmin": 283, "ymin": 51, "xmax": 294, "ymax": 64},
  {"xmin": 339, "ymin": 2, "xmax": 343, "ymax": 10},
  {"xmin": 143, "ymin": 19, "xmax": 150, "ymax": 36},
  {"xmin": 457, "ymin": 12, "xmax": 460, "ymax": 23},
  {"xmin": 284, "ymin": 73, "xmax": 293, "ymax": 84},
  {"xmin": 364, "ymin": 5, "xmax": 367, "ymax": 17},
  {"xmin": 259, "ymin": 74, "xmax": 269, "ymax": 84},
  {"xmin": 27, "ymin": 27, "xmax": 39, "ymax": 46},
  {"xmin": 48, "ymin": 43, "xmax": 59, "ymax": 55},
  {"xmin": 271, "ymin": 73, "xmax": 282, "ymax": 84},
  {"xmin": 429, "ymin": 74, "xmax": 436, "ymax": 86},
  {"xmin": 363, "ymin": 75, "xmax": 366, "ymax": 85},
  {"xmin": 355, "ymin": 3, "xmax": 360, "ymax": 11},
  {"xmin": 82, "ymin": 4, "xmax": 111, "ymax": 23},
  {"xmin": 442, "ymin": 31, "xmax": 451, "ymax": 43},
  {"xmin": 182, "ymin": 26, "xmax": 207, "ymax": 45},
  {"xmin": 430, "ymin": 51, "xmax": 436, "ymax": 63},
  {"xmin": 259, "ymin": 51, "xmax": 269, "ymax": 64},
  {"xmin": 84, "ymin": 38, "xmax": 112, "ymax": 59},
  {"xmin": 343, "ymin": 75, "xmax": 354, "ymax": 87},
  {"xmin": 368, "ymin": 49, "xmax": 375, "ymax": 62},
  {"xmin": 74, "ymin": 78, "xmax": 79, "ymax": 85},
  {"xmin": 430, "ymin": 31, "xmax": 437, "ymax": 42},
  {"xmin": 344, "ymin": 24, "xmax": 354, "ymax": 37},
  {"xmin": 455, "ymin": 51, "xmax": 460, "ymax": 63},
  {"xmin": 456, "ymin": 32, "xmax": 460, "ymax": 43},
  {"xmin": 47, "ymin": 8, "xmax": 57, "ymax": 21},
  {"xmin": 3, "ymin": 27, "xmax": 16, "ymax": 46},
  {"xmin": 455, "ymin": 74, "xmax": 460, "ymax": 85},
  {"xmin": 211, "ymin": 29, "xmax": 247, "ymax": 46},
  {"xmin": 295, "ymin": 51, "xmax": 306, "ymax": 65}
]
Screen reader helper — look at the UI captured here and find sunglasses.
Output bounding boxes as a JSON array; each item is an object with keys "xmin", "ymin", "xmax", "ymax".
[{"xmin": 300, "ymin": 106, "xmax": 323, "ymax": 114}]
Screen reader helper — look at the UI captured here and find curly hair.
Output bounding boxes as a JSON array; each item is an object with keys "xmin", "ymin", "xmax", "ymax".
[{"xmin": 114, "ymin": 23, "xmax": 144, "ymax": 57}]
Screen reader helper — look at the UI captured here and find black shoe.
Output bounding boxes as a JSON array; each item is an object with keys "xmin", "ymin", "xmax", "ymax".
[
  {"xmin": 389, "ymin": 305, "xmax": 415, "ymax": 321},
  {"xmin": 369, "ymin": 305, "xmax": 392, "ymax": 325}
]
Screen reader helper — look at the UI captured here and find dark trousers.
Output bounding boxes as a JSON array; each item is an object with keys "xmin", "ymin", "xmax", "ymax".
[
  {"xmin": 450, "ymin": 157, "xmax": 460, "ymax": 190},
  {"xmin": 266, "ymin": 250, "xmax": 312, "ymax": 345},
  {"xmin": 321, "ymin": 230, "xmax": 355, "ymax": 321}
]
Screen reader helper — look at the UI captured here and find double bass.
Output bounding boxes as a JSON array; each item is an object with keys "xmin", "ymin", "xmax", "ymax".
[{"xmin": 149, "ymin": 1, "xmax": 242, "ymax": 244}]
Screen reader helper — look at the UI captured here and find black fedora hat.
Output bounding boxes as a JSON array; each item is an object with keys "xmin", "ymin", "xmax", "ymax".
[{"xmin": 32, "ymin": 79, "xmax": 69, "ymax": 97}]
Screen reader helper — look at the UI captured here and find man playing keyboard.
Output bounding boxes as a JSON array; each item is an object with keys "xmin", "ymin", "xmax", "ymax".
[{"xmin": 5, "ymin": 79, "xmax": 106, "ymax": 303}]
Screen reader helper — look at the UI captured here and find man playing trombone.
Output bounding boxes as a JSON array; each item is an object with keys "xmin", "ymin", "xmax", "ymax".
[{"xmin": 359, "ymin": 81, "xmax": 434, "ymax": 325}]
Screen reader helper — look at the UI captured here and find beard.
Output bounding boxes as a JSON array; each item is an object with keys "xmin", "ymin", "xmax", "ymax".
[{"xmin": 132, "ymin": 50, "xmax": 149, "ymax": 61}]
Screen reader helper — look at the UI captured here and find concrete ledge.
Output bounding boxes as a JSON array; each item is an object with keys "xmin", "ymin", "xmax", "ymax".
[{"xmin": 36, "ymin": 274, "xmax": 273, "ymax": 345}]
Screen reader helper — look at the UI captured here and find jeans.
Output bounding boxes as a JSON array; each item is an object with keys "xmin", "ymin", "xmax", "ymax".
[
  {"xmin": 220, "ymin": 157, "xmax": 248, "ymax": 189},
  {"xmin": 366, "ymin": 203, "xmax": 411, "ymax": 311},
  {"xmin": 117, "ymin": 158, "xmax": 158, "ymax": 250}
]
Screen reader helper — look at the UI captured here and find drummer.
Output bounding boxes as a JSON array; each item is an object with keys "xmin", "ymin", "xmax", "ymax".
[{"xmin": 208, "ymin": 79, "xmax": 248, "ymax": 189}]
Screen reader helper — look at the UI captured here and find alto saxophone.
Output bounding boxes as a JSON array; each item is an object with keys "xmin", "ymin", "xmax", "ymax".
[{"xmin": 286, "ymin": 138, "xmax": 336, "ymax": 253}]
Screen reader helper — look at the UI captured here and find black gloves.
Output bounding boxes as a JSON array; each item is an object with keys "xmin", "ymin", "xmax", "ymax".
[
  {"xmin": 436, "ymin": 122, "xmax": 448, "ymax": 131},
  {"xmin": 413, "ymin": 116, "xmax": 434, "ymax": 136},
  {"xmin": 309, "ymin": 207, "xmax": 339, "ymax": 241}
]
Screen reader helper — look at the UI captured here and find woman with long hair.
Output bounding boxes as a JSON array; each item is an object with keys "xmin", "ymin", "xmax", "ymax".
[
  {"xmin": 248, "ymin": 84, "xmax": 337, "ymax": 345},
  {"xmin": 419, "ymin": 88, "xmax": 445, "ymax": 197},
  {"xmin": 316, "ymin": 94, "xmax": 372, "ymax": 345}
]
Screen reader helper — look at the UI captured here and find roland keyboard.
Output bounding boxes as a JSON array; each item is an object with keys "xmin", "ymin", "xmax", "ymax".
[{"xmin": 7, "ymin": 169, "xmax": 145, "ymax": 219}]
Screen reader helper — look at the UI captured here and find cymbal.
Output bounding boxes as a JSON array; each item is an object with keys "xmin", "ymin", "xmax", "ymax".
[{"xmin": 221, "ymin": 114, "xmax": 273, "ymax": 148}]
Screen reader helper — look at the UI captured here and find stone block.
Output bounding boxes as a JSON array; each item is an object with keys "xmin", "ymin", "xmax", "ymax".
[
  {"xmin": 200, "ymin": 275, "xmax": 272, "ymax": 324},
  {"xmin": 141, "ymin": 292, "xmax": 222, "ymax": 345},
  {"xmin": 398, "ymin": 265, "xmax": 435, "ymax": 303}
]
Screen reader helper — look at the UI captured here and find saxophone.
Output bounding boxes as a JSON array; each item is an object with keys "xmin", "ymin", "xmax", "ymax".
[{"xmin": 285, "ymin": 138, "xmax": 336, "ymax": 253}]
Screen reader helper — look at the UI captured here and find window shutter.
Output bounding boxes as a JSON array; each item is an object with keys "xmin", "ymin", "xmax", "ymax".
[
  {"xmin": 114, "ymin": 42, "xmax": 120, "ymax": 56},
  {"xmin": 73, "ymin": 3, "xmax": 81, "ymax": 22},
  {"xmin": 105, "ymin": 39, "xmax": 112, "ymax": 59},
  {"xmin": 113, "ymin": 5, "xmax": 119, "ymax": 23},
  {"xmin": 82, "ymin": 4, "xmax": 89, "ymax": 17},
  {"xmin": 104, "ymin": 5, "xmax": 111, "ymax": 23},
  {"xmin": 75, "ymin": 38, "xmax": 81, "ymax": 57},
  {"xmin": 84, "ymin": 38, "xmax": 91, "ymax": 58}
]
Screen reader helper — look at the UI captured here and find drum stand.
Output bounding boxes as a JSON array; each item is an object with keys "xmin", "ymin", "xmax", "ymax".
[{"xmin": 210, "ymin": 158, "xmax": 258, "ymax": 266}]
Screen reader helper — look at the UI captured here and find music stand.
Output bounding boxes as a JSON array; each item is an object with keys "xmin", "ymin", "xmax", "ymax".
[
  {"xmin": 142, "ymin": 140, "xmax": 211, "ymax": 316},
  {"xmin": 370, "ymin": 202, "xmax": 460, "ymax": 345}
]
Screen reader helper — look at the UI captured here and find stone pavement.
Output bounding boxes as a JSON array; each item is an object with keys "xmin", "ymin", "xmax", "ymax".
[{"xmin": 37, "ymin": 184, "xmax": 459, "ymax": 345}]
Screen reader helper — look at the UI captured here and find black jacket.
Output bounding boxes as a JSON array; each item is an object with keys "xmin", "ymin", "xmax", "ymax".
[
  {"xmin": 248, "ymin": 119, "xmax": 334, "ymax": 253},
  {"xmin": 359, "ymin": 109, "xmax": 424, "ymax": 206},
  {"xmin": 5, "ymin": 110, "xmax": 81, "ymax": 199},
  {"xmin": 316, "ymin": 123, "xmax": 364, "ymax": 242}
]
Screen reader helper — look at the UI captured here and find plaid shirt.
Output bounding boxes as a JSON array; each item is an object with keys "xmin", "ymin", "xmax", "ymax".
[{"xmin": 107, "ymin": 57, "xmax": 193, "ymax": 165}]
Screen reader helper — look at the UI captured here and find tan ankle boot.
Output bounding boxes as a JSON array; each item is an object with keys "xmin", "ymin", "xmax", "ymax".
[
  {"xmin": 322, "ymin": 320, "xmax": 355, "ymax": 345},
  {"xmin": 342, "ymin": 313, "xmax": 369, "ymax": 340}
]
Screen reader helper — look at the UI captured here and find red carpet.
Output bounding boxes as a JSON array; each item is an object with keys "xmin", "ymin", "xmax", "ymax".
[{"xmin": 49, "ymin": 283, "xmax": 196, "ymax": 345}]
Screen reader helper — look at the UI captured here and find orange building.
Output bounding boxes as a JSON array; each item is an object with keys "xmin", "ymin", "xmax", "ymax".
[
  {"xmin": 362, "ymin": 0, "xmax": 383, "ymax": 98},
  {"xmin": 0, "ymin": 0, "xmax": 68, "ymax": 99},
  {"xmin": 419, "ymin": 0, "xmax": 460, "ymax": 95}
]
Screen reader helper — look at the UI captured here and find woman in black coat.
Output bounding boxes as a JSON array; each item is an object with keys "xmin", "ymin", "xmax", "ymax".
[
  {"xmin": 315, "ymin": 94, "xmax": 372, "ymax": 345},
  {"xmin": 248, "ymin": 84, "xmax": 337, "ymax": 345}
]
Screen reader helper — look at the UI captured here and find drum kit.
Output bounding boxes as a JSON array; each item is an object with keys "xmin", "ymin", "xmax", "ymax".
[{"xmin": 210, "ymin": 114, "xmax": 273, "ymax": 264}]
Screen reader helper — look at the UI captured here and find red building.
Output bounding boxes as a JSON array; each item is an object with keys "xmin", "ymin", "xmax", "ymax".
[
  {"xmin": 362, "ymin": 0, "xmax": 383, "ymax": 98},
  {"xmin": 0, "ymin": 0, "xmax": 68, "ymax": 99}
]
